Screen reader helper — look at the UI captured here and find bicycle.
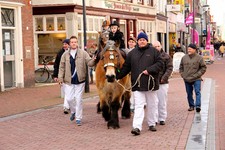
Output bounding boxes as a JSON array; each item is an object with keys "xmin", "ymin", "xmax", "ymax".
[{"xmin": 35, "ymin": 57, "xmax": 53, "ymax": 83}]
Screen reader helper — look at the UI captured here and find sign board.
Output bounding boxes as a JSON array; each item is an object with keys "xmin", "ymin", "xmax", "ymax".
[
  {"xmin": 202, "ymin": 50, "xmax": 211, "ymax": 62},
  {"xmin": 173, "ymin": 52, "xmax": 185, "ymax": 72},
  {"xmin": 167, "ymin": 4, "xmax": 181, "ymax": 12}
]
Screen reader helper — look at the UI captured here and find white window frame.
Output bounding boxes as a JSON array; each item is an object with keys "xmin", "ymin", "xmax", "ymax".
[{"xmin": 33, "ymin": 15, "xmax": 66, "ymax": 33}]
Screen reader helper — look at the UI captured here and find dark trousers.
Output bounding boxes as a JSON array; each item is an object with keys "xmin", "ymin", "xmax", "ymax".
[{"xmin": 184, "ymin": 80, "xmax": 201, "ymax": 108}]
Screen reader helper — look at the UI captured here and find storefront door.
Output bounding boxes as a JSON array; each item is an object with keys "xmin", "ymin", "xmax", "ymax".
[
  {"xmin": 0, "ymin": 7, "xmax": 17, "ymax": 89},
  {"xmin": 2, "ymin": 29, "xmax": 15, "ymax": 88}
]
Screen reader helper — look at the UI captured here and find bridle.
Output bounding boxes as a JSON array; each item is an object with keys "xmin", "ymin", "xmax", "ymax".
[{"xmin": 102, "ymin": 40, "xmax": 120, "ymax": 70}]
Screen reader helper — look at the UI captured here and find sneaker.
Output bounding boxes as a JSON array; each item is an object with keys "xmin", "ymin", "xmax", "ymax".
[
  {"xmin": 188, "ymin": 107, "xmax": 194, "ymax": 111},
  {"xmin": 131, "ymin": 128, "xmax": 140, "ymax": 135},
  {"xmin": 76, "ymin": 120, "xmax": 82, "ymax": 126},
  {"xmin": 196, "ymin": 107, "xmax": 201, "ymax": 113},
  {"xmin": 64, "ymin": 108, "xmax": 70, "ymax": 114},
  {"xmin": 70, "ymin": 113, "xmax": 75, "ymax": 121},
  {"xmin": 159, "ymin": 121, "xmax": 165, "ymax": 125},
  {"xmin": 149, "ymin": 126, "xmax": 157, "ymax": 132}
]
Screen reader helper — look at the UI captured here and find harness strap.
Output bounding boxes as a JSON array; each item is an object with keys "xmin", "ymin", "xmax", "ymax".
[
  {"xmin": 116, "ymin": 72, "xmax": 155, "ymax": 92},
  {"xmin": 104, "ymin": 63, "xmax": 115, "ymax": 68}
]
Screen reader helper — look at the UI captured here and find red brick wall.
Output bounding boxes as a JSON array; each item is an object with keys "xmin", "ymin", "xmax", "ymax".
[{"xmin": 6, "ymin": 0, "xmax": 35, "ymax": 87}]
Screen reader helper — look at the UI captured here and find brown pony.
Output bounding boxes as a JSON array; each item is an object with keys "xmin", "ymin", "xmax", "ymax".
[{"xmin": 95, "ymin": 40, "xmax": 131, "ymax": 129}]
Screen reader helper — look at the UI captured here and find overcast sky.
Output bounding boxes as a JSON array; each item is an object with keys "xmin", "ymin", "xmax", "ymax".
[{"xmin": 208, "ymin": 0, "xmax": 225, "ymax": 25}]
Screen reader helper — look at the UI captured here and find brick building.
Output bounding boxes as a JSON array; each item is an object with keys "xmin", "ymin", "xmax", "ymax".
[{"xmin": 0, "ymin": 0, "xmax": 34, "ymax": 91}]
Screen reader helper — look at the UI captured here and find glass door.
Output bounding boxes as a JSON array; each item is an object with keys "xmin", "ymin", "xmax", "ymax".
[
  {"xmin": 2, "ymin": 29, "xmax": 15, "ymax": 88},
  {"xmin": 1, "ymin": 7, "xmax": 16, "ymax": 88}
]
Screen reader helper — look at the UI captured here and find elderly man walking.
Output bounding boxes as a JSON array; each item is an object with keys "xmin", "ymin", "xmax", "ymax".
[
  {"xmin": 153, "ymin": 41, "xmax": 173, "ymax": 125},
  {"xmin": 179, "ymin": 44, "xmax": 207, "ymax": 112}
]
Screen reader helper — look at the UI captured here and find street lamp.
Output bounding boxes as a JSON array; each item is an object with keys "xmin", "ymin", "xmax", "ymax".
[
  {"xmin": 203, "ymin": 4, "xmax": 209, "ymax": 48},
  {"xmin": 192, "ymin": 0, "xmax": 195, "ymax": 44},
  {"xmin": 82, "ymin": 0, "xmax": 89, "ymax": 93}
]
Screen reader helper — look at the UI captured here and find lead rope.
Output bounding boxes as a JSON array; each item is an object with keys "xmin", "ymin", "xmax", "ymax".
[{"xmin": 116, "ymin": 72, "xmax": 155, "ymax": 92}]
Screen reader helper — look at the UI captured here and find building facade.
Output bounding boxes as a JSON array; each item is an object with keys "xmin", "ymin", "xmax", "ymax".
[
  {"xmin": 0, "ymin": 0, "xmax": 34, "ymax": 91},
  {"xmin": 32, "ymin": 0, "xmax": 157, "ymax": 68}
]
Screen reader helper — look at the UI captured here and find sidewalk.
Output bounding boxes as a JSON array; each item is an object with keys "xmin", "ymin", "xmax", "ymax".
[
  {"xmin": 0, "ymin": 83, "xmax": 98, "ymax": 118},
  {"xmin": 0, "ymin": 55, "xmax": 225, "ymax": 150}
]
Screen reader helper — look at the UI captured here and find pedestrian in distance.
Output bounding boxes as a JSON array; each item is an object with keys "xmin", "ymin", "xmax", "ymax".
[
  {"xmin": 52, "ymin": 38, "xmax": 70, "ymax": 114},
  {"xmin": 219, "ymin": 42, "xmax": 225, "ymax": 57},
  {"xmin": 116, "ymin": 32, "xmax": 163, "ymax": 135},
  {"xmin": 153, "ymin": 41, "xmax": 173, "ymax": 126},
  {"xmin": 125, "ymin": 37, "xmax": 137, "ymax": 113},
  {"xmin": 58, "ymin": 36, "xmax": 95, "ymax": 126},
  {"xmin": 125, "ymin": 36, "xmax": 137, "ymax": 54},
  {"xmin": 179, "ymin": 43, "xmax": 207, "ymax": 113},
  {"xmin": 88, "ymin": 42, "xmax": 98, "ymax": 84}
]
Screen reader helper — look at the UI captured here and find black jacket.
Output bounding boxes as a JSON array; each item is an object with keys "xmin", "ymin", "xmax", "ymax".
[
  {"xmin": 117, "ymin": 44, "xmax": 163, "ymax": 91},
  {"xmin": 158, "ymin": 49, "xmax": 173, "ymax": 84},
  {"xmin": 109, "ymin": 30, "xmax": 125, "ymax": 50},
  {"xmin": 53, "ymin": 48, "xmax": 65, "ymax": 78}
]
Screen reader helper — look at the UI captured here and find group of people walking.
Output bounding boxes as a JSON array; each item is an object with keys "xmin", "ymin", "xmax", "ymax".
[{"xmin": 51, "ymin": 20, "xmax": 207, "ymax": 135}]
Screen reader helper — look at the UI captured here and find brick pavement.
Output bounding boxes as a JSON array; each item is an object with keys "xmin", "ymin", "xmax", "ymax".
[{"xmin": 0, "ymin": 54, "xmax": 225, "ymax": 150}]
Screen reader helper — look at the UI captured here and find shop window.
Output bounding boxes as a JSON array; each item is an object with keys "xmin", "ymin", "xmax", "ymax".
[
  {"xmin": 35, "ymin": 17, "xmax": 43, "ymax": 31},
  {"xmin": 129, "ymin": 21, "xmax": 133, "ymax": 32},
  {"xmin": 37, "ymin": 33, "xmax": 66, "ymax": 65},
  {"xmin": 94, "ymin": 18, "xmax": 99, "ymax": 31},
  {"xmin": 46, "ymin": 17, "xmax": 54, "ymax": 31},
  {"xmin": 147, "ymin": 0, "xmax": 154, "ymax": 6},
  {"xmin": 1, "ymin": 8, "xmax": 14, "ymax": 27},
  {"xmin": 57, "ymin": 17, "xmax": 65, "ymax": 31},
  {"xmin": 137, "ymin": 0, "xmax": 144, "ymax": 5},
  {"xmin": 88, "ymin": 18, "xmax": 94, "ymax": 31}
]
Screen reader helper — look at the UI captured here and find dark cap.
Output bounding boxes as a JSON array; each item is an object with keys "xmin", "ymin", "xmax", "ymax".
[
  {"xmin": 109, "ymin": 20, "xmax": 120, "ymax": 27},
  {"xmin": 128, "ymin": 37, "xmax": 137, "ymax": 42},
  {"xmin": 137, "ymin": 32, "xmax": 148, "ymax": 42},
  {"xmin": 188, "ymin": 43, "xmax": 197, "ymax": 50},
  {"xmin": 63, "ymin": 39, "xmax": 70, "ymax": 45}
]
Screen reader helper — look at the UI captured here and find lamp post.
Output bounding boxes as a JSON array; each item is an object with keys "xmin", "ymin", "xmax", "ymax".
[
  {"xmin": 82, "ymin": 0, "xmax": 89, "ymax": 93},
  {"xmin": 184, "ymin": 3, "xmax": 189, "ymax": 53},
  {"xmin": 203, "ymin": 5, "xmax": 209, "ymax": 48},
  {"xmin": 200, "ymin": 17, "xmax": 203, "ymax": 48},
  {"xmin": 192, "ymin": 0, "xmax": 195, "ymax": 44}
]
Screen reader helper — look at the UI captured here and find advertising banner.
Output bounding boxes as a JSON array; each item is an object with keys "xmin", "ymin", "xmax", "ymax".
[{"xmin": 185, "ymin": 13, "xmax": 193, "ymax": 25}]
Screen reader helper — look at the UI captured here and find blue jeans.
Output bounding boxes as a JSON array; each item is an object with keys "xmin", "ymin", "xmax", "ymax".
[{"xmin": 184, "ymin": 80, "xmax": 201, "ymax": 108}]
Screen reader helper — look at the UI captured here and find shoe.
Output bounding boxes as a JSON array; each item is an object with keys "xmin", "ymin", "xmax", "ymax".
[
  {"xmin": 149, "ymin": 126, "xmax": 157, "ymax": 132},
  {"xmin": 188, "ymin": 107, "xmax": 194, "ymax": 111},
  {"xmin": 64, "ymin": 108, "xmax": 70, "ymax": 114},
  {"xmin": 131, "ymin": 128, "xmax": 140, "ymax": 135},
  {"xmin": 159, "ymin": 121, "xmax": 165, "ymax": 125},
  {"xmin": 70, "ymin": 113, "xmax": 75, "ymax": 121},
  {"xmin": 196, "ymin": 107, "xmax": 201, "ymax": 113},
  {"xmin": 76, "ymin": 120, "xmax": 82, "ymax": 126}
]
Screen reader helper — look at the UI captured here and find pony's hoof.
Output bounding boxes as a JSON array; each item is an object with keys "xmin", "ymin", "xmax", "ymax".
[{"xmin": 107, "ymin": 121, "xmax": 120, "ymax": 129}]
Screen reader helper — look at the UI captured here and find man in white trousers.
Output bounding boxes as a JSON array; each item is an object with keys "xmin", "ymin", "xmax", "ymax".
[
  {"xmin": 58, "ymin": 36, "xmax": 95, "ymax": 126},
  {"xmin": 153, "ymin": 41, "xmax": 173, "ymax": 125},
  {"xmin": 116, "ymin": 32, "xmax": 163, "ymax": 135},
  {"xmin": 52, "ymin": 39, "xmax": 70, "ymax": 114}
]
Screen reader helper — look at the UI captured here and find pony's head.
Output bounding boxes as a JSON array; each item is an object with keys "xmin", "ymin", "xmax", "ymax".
[{"xmin": 101, "ymin": 40, "xmax": 123, "ymax": 82}]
